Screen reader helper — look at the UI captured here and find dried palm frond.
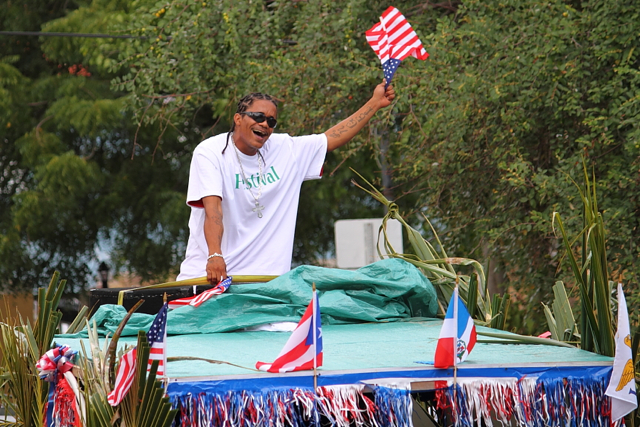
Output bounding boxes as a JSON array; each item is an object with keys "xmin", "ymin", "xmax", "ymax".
[{"xmin": 351, "ymin": 169, "xmax": 503, "ymax": 325}]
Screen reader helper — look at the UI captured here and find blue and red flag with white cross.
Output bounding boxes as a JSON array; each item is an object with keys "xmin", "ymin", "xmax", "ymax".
[{"xmin": 434, "ymin": 287, "xmax": 477, "ymax": 369}]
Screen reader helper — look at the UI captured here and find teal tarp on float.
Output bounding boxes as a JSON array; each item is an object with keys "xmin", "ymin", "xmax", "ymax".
[{"xmin": 64, "ymin": 258, "xmax": 438, "ymax": 337}]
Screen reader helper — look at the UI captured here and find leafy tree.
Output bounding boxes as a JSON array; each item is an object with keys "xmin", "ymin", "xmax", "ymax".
[
  {"xmin": 119, "ymin": 0, "xmax": 640, "ymax": 334},
  {"xmin": 5, "ymin": 0, "xmax": 639, "ymax": 337},
  {"xmin": 385, "ymin": 0, "xmax": 640, "ymax": 332},
  {"xmin": 1, "ymin": 0, "xmax": 399, "ymax": 293},
  {"xmin": 0, "ymin": 0, "xmax": 191, "ymax": 292},
  {"xmin": 1, "ymin": 0, "xmax": 77, "ymax": 290}
]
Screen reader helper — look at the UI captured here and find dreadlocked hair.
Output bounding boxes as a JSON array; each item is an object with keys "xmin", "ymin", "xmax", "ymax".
[{"xmin": 222, "ymin": 92, "xmax": 278, "ymax": 158}]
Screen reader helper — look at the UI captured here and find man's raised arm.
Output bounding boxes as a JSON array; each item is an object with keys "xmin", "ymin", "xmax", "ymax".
[{"xmin": 324, "ymin": 81, "xmax": 395, "ymax": 152}]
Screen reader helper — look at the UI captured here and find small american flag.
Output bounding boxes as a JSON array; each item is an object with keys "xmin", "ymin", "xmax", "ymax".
[
  {"xmin": 167, "ymin": 276, "xmax": 232, "ymax": 309},
  {"xmin": 147, "ymin": 302, "xmax": 168, "ymax": 376},
  {"xmin": 366, "ymin": 6, "xmax": 428, "ymax": 86},
  {"xmin": 107, "ymin": 347, "xmax": 137, "ymax": 406}
]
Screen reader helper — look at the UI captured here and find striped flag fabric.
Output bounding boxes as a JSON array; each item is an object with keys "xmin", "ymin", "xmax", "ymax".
[
  {"xmin": 256, "ymin": 290, "xmax": 323, "ymax": 373},
  {"xmin": 366, "ymin": 6, "xmax": 428, "ymax": 86},
  {"xmin": 167, "ymin": 276, "xmax": 232, "ymax": 309},
  {"xmin": 147, "ymin": 302, "xmax": 168, "ymax": 376},
  {"xmin": 605, "ymin": 283, "xmax": 638, "ymax": 421},
  {"xmin": 434, "ymin": 287, "xmax": 477, "ymax": 369},
  {"xmin": 107, "ymin": 347, "xmax": 137, "ymax": 406}
]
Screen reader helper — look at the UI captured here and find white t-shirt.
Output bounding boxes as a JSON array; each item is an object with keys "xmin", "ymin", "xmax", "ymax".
[{"xmin": 177, "ymin": 132, "xmax": 327, "ymax": 279}]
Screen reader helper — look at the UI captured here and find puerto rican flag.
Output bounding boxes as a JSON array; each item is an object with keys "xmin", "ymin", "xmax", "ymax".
[
  {"xmin": 366, "ymin": 6, "xmax": 429, "ymax": 87},
  {"xmin": 434, "ymin": 287, "xmax": 477, "ymax": 369},
  {"xmin": 256, "ymin": 290, "xmax": 323, "ymax": 373}
]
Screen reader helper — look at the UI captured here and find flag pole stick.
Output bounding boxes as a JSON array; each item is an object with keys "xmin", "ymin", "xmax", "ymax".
[
  {"xmin": 452, "ymin": 278, "xmax": 459, "ymax": 413},
  {"xmin": 453, "ymin": 365, "xmax": 458, "ymax": 410},
  {"xmin": 312, "ymin": 282, "xmax": 318, "ymax": 393},
  {"xmin": 161, "ymin": 292, "xmax": 168, "ymax": 383}
]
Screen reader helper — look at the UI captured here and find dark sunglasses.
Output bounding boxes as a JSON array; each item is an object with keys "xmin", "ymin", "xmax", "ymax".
[{"xmin": 240, "ymin": 111, "xmax": 277, "ymax": 129}]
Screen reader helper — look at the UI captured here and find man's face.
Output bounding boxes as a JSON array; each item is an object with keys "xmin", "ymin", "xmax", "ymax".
[{"xmin": 233, "ymin": 100, "xmax": 277, "ymax": 156}]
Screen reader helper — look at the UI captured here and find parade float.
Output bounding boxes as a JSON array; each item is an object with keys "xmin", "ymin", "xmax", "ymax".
[{"xmin": 1, "ymin": 168, "xmax": 637, "ymax": 427}]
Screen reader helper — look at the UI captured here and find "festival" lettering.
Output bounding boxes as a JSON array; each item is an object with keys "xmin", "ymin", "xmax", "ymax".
[{"xmin": 235, "ymin": 166, "xmax": 281, "ymax": 190}]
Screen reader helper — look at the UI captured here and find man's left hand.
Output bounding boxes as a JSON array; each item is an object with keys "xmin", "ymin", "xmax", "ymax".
[{"xmin": 372, "ymin": 80, "xmax": 396, "ymax": 109}]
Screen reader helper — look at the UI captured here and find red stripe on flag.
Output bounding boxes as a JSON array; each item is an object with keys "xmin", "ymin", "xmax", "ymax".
[
  {"xmin": 148, "ymin": 343, "xmax": 165, "ymax": 375},
  {"xmin": 366, "ymin": 6, "xmax": 429, "ymax": 69},
  {"xmin": 255, "ymin": 291, "xmax": 323, "ymax": 373},
  {"xmin": 108, "ymin": 348, "xmax": 137, "ymax": 406},
  {"xmin": 264, "ymin": 336, "xmax": 313, "ymax": 372},
  {"xmin": 434, "ymin": 337, "xmax": 455, "ymax": 369}
]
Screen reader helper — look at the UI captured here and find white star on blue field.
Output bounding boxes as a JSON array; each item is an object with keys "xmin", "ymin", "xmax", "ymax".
[{"xmin": 383, "ymin": 58, "xmax": 401, "ymax": 85}]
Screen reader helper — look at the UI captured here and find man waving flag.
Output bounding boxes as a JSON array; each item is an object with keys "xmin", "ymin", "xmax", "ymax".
[{"xmin": 366, "ymin": 6, "xmax": 429, "ymax": 87}]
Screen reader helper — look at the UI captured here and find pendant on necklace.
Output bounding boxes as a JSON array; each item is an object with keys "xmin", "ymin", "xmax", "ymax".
[{"xmin": 253, "ymin": 200, "xmax": 264, "ymax": 218}]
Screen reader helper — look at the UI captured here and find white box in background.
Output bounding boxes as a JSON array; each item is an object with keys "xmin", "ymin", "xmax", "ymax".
[{"xmin": 334, "ymin": 218, "xmax": 403, "ymax": 269}]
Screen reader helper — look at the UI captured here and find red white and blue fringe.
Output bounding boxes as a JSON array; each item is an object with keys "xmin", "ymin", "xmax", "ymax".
[
  {"xmin": 170, "ymin": 384, "xmax": 412, "ymax": 427},
  {"xmin": 169, "ymin": 373, "xmax": 616, "ymax": 427},
  {"xmin": 434, "ymin": 376, "xmax": 617, "ymax": 427}
]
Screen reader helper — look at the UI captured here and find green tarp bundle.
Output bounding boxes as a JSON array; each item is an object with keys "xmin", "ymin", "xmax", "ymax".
[{"xmin": 63, "ymin": 258, "xmax": 437, "ymax": 338}]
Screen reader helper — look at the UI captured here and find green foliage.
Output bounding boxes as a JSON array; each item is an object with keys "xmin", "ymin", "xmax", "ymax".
[
  {"xmin": 76, "ymin": 326, "xmax": 177, "ymax": 427},
  {"xmin": 0, "ymin": 0, "xmax": 193, "ymax": 290},
  {"xmin": 115, "ymin": 0, "xmax": 640, "ymax": 332},
  {"xmin": 121, "ymin": 333, "xmax": 178, "ymax": 427},
  {"xmin": 385, "ymin": 0, "xmax": 640, "ymax": 333},
  {"xmin": 542, "ymin": 281, "xmax": 578, "ymax": 342},
  {"xmin": 2, "ymin": 0, "xmax": 640, "ymax": 333},
  {"xmin": 352, "ymin": 170, "xmax": 503, "ymax": 325},
  {"xmin": 544, "ymin": 162, "xmax": 616, "ymax": 356},
  {"xmin": 0, "ymin": 273, "xmax": 176, "ymax": 427},
  {"xmin": 0, "ymin": 272, "xmax": 67, "ymax": 427}
]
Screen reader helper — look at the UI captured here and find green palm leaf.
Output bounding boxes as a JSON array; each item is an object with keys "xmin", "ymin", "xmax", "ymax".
[
  {"xmin": 351, "ymin": 169, "xmax": 495, "ymax": 325},
  {"xmin": 548, "ymin": 160, "xmax": 615, "ymax": 356}
]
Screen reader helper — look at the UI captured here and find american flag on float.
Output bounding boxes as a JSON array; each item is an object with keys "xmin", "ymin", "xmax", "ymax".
[
  {"xmin": 167, "ymin": 276, "xmax": 232, "ymax": 310},
  {"xmin": 147, "ymin": 302, "xmax": 168, "ymax": 376},
  {"xmin": 107, "ymin": 347, "xmax": 137, "ymax": 406},
  {"xmin": 366, "ymin": 6, "xmax": 429, "ymax": 87},
  {"xmin": 256, "ymin": 290, "xmax": 323, "ymax": 373},
  {"xmin": 434, "ymin": 286, "xmax": 477, "ymax": 369}
]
